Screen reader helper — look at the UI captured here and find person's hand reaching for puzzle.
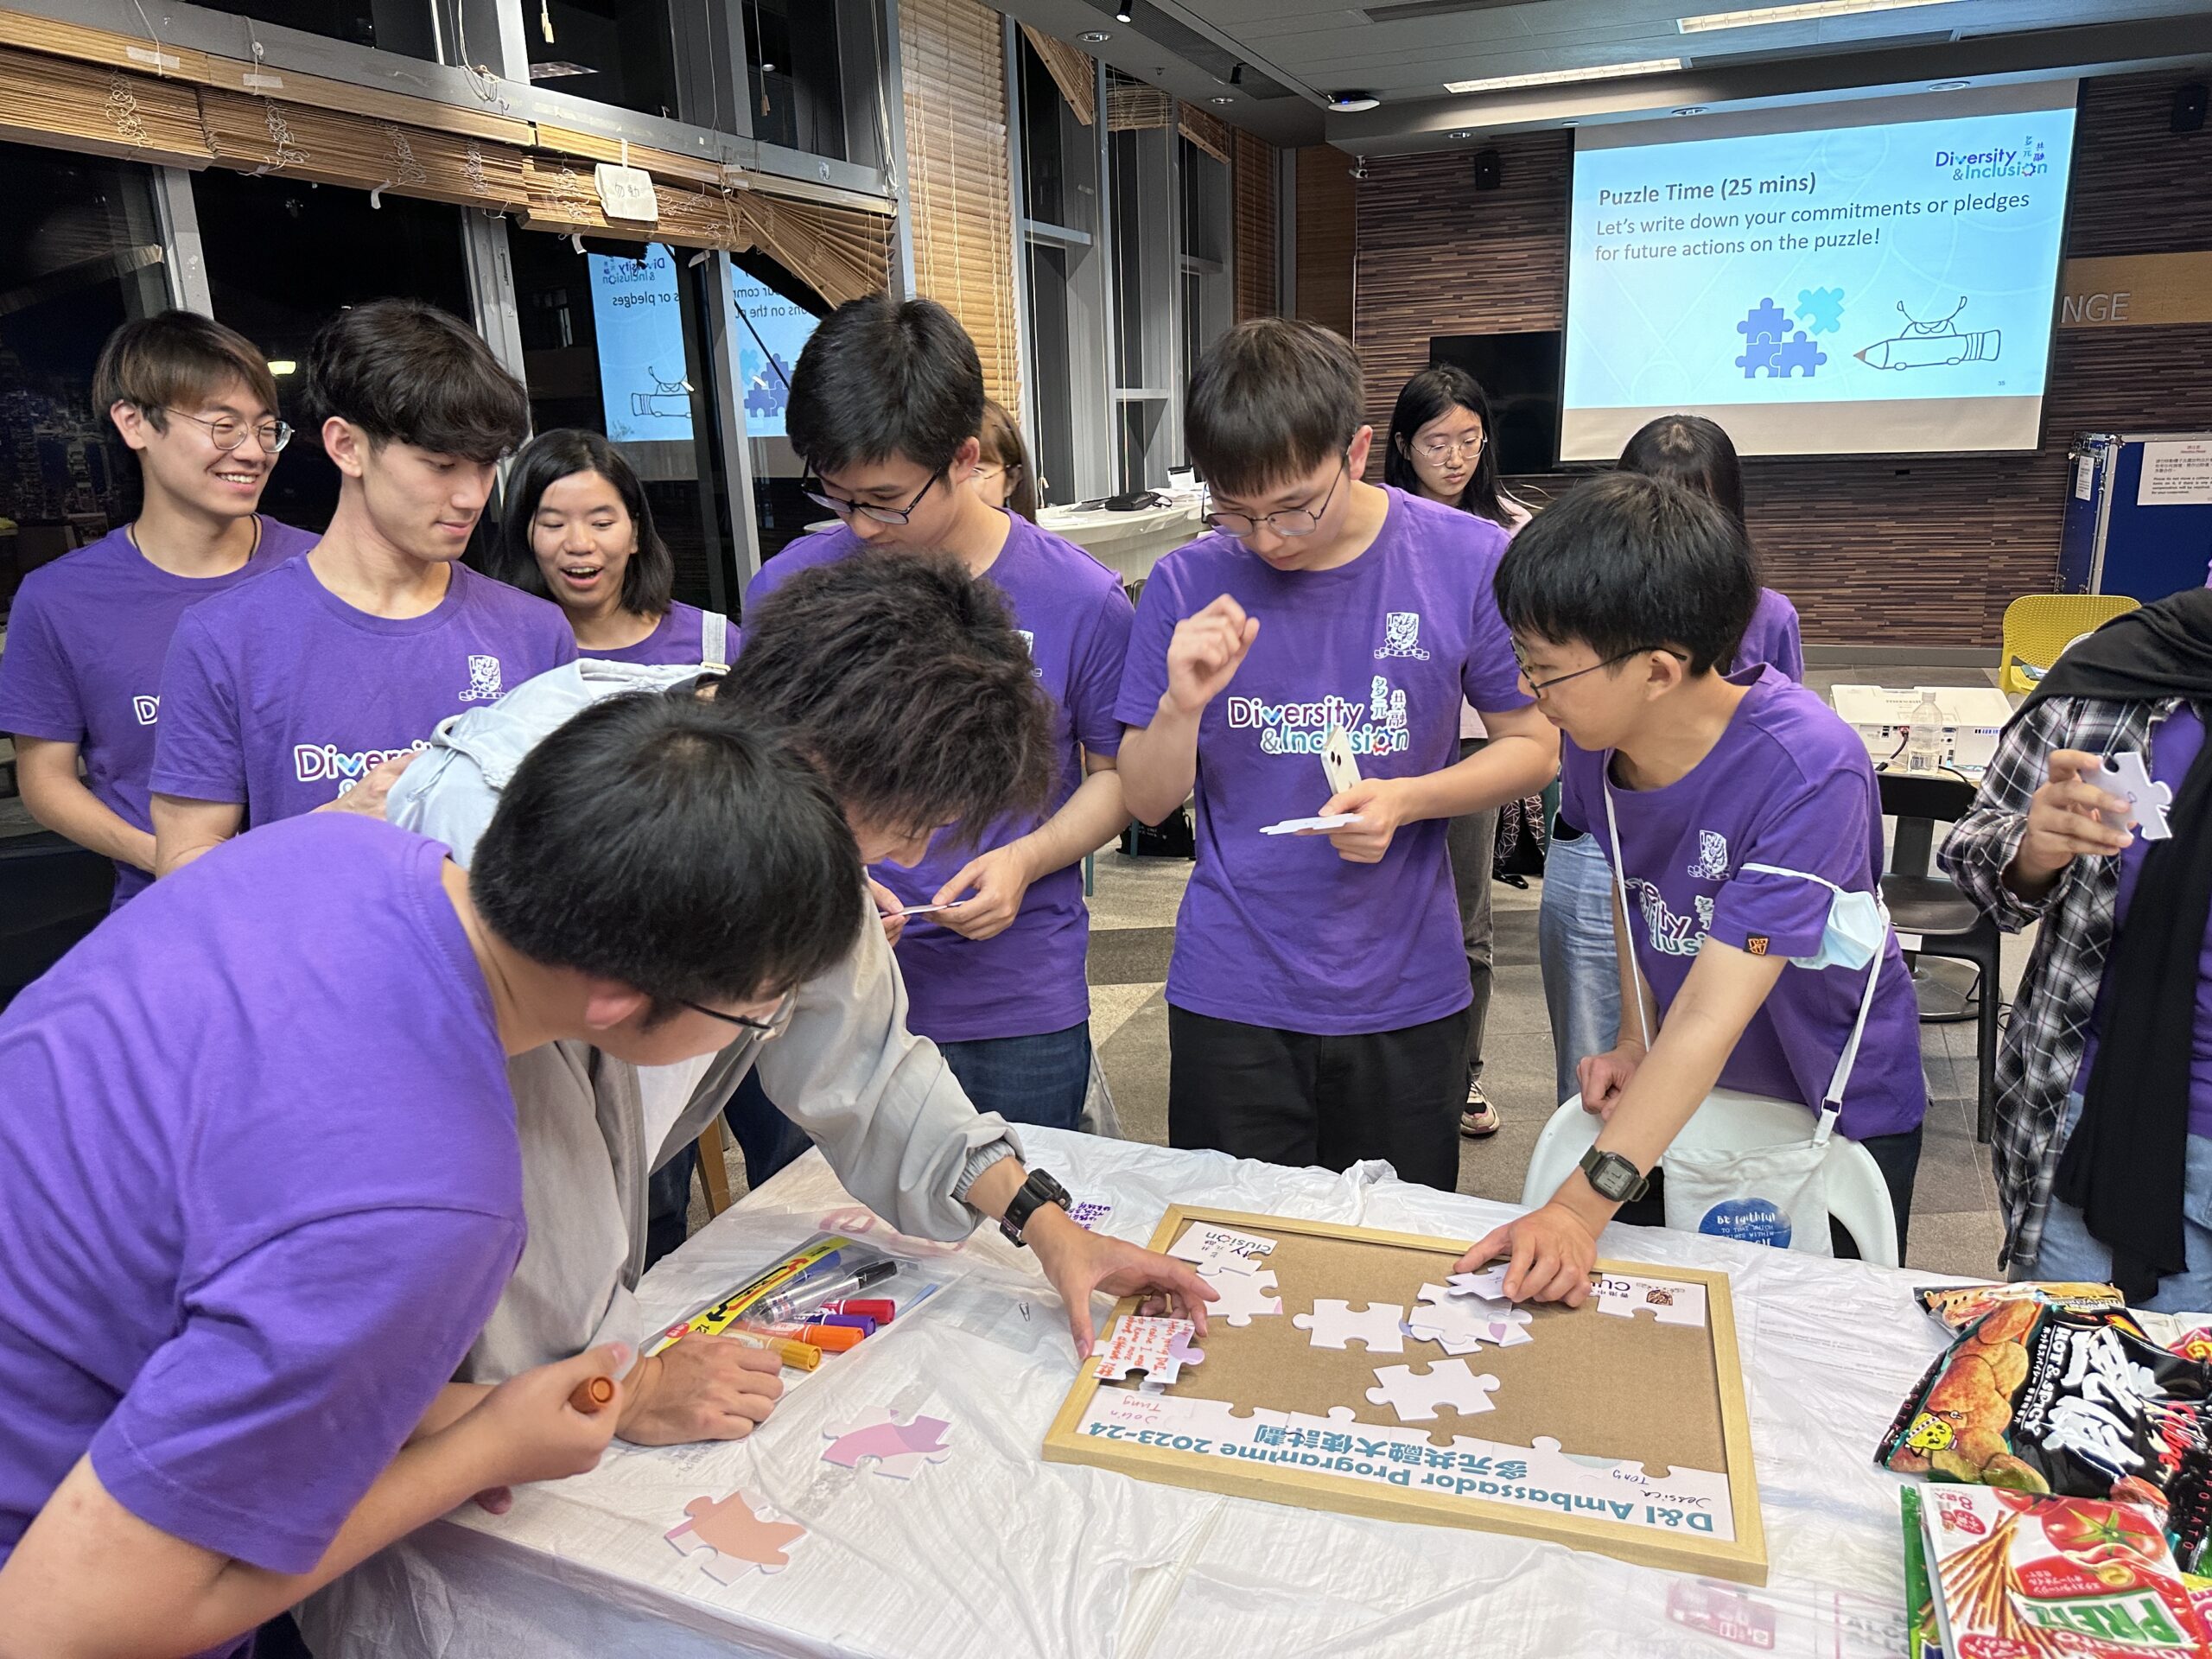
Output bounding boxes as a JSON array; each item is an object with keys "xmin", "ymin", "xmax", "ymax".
[
  {"xmin": 1026, "ymin": 1206, "xmax": 1218, "ymax": 1358},
  {"xmin": 1456, "ymin": 1205, "xmax": 1601, "ymax": 1308},
  {"xmin": 614, "ymin": 1337, "xmax": 786, "ymax": 1447}
]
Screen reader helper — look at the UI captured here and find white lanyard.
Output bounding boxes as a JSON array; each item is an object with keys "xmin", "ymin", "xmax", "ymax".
[{"xmin": 1601, "ymin": 765, "xmax": 1887, "ymax": 1130}]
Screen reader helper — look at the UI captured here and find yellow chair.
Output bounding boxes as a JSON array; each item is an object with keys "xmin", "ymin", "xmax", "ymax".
[{"xmin": 1999, "ymin": 593, "xmax": 2139, "ymax": 695}]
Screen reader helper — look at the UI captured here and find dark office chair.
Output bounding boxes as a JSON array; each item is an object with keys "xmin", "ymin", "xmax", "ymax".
[
  {"xmin": 1877, "ymin": 771, "xmax": 2002, "ymax": 1144},
  {"xmin": 0, "ymin": 831, "xmax": 114, "ymax": 1011}
]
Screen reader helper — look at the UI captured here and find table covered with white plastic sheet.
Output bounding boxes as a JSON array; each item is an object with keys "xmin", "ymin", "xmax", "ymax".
[{"xmin": 303, "ymin": 1126, "xmax": 1956, "ymax": 1658}]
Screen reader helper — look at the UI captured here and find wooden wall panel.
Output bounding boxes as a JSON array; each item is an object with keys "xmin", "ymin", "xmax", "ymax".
[
  {"xmin": 1233, "ymin": 128, "xmax": 1278, "ymax": 323},
  {"xmin": 1294, "ymin": 143, "xmax": 1355, "ymax": 340},
  {"xmin": 1347, "ymin": 73, "xmax": 2212, "ymax": 647}
]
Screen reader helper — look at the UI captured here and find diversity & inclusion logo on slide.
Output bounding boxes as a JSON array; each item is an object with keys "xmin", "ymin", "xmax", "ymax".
[{"xmin": 1934, "ymin": 132, "xmax": 2050, "ymax": 182}]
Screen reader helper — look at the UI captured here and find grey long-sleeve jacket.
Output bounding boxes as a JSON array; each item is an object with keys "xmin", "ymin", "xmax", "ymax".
[{"xmin": 388, "ymin": 658, "xmax": 1020, "ymax": 1377}]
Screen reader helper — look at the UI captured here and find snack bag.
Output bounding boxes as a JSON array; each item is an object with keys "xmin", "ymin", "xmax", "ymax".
[
  {"xmin": 1918, "ymin": 1283, "xmax": 2130, "ymax": 1334},
  {"xmin": 1880, "ymin": 1304, "xmax": 2212, "ymax": 1569}
]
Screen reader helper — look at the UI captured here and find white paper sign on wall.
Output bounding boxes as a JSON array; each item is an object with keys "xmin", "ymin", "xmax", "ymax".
[{"xmin": 594, "ymin": 162, "xmax": 660, "ymax": 224}]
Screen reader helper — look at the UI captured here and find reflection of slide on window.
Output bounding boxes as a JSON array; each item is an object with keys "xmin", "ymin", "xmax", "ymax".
[
  {"xmin": 629, "ymin": 366, "xmax": 693, "ymax": 418},
  {"xmin": 1854, "ymin": 298, "xmax": 2001, "ymax": 372}
]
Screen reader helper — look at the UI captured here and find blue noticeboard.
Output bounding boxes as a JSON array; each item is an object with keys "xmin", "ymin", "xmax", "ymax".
[{"xmin": 2058, "ymin": 433, "xmax": 2212, "ymax": 601}]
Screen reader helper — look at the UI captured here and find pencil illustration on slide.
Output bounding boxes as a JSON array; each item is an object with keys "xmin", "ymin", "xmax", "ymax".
[
  {"xmin": 1854, "ymin": 296, "xmax": 2003, "ymax": 371},
  {"xmin": 628, "ymin": 365, "xmax": 693, "ymax": 419}
]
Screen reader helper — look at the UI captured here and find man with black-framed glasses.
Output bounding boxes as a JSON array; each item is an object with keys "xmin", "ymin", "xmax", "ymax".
[
  {"xmin": 0, "ymin": 313, "xmax": 316, "ymax": 907},
  {"xmin": 1115, "ymin": 319, "xmax": 1559, "ymax": 1192}
]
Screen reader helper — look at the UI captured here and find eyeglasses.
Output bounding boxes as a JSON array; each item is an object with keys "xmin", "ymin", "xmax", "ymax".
[
  {"xmin": 162, "ymin": 408, "xmax": 294, "ymax": 454},
  {"xmin": 1514, "ymin": 645, "xmax": 1688, "ymax": 698},
  {"xmin": 804, "ymin": 472, "xmax": 939, "ymax": 526},
  {"xmin": 679, "ymin": 988, "xmax": 795, "ymax": 1039},
  {"xmin": 1413, "ymin": 434, "xmax": 1483, "ymax": 463},
  {"xmin": 1203, "ymin": 454, "xmax": 1349, "ymax": 540}
]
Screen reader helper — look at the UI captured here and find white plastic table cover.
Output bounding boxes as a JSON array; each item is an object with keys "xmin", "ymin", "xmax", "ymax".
[{"xmin": 302, "ymin": 1127, "xmax": 1960, "ymax": 1658}]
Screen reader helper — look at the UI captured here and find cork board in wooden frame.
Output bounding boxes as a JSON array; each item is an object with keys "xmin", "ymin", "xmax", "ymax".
[{"xmin": 1043, "ymin": 1205, "xmax": 1766, "ymax": 1585}]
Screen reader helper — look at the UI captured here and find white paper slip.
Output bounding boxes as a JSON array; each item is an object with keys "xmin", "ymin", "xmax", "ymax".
[
  {"xmin": 1167, "ymin": 1221, "xmax": 1277, "ymax": 1273},
  {"xmin": 1259, "ymin": 813, "xmax": 1361, "ymax": 836},
  {"xmin": 891, "ymin": 900, "xmax": 966, "ymax": 917}
]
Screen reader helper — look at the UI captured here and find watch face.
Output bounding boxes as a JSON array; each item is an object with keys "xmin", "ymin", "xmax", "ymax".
[{"xmin": 1585, "ymin": 1149, "xmax": 1638, "ymax": 1200}]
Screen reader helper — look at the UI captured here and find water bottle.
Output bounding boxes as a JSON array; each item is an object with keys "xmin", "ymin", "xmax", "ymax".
[{"xmin": 1905, "ymin": 692, "xmax": 1946, "ymax": 773}]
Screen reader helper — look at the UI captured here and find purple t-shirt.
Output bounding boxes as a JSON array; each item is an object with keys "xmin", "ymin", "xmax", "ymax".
[
  {"xmin": 0, "ymin": 815, "xmax": 523, "ymax": 1585},
  {"xmin": 1560, "ymin": 667, "xmax": 1926, "ymax": 1139},
  {"xmin": 2077, "ymin": 704, "xmax": 2212, "ymax": 1137},
  {"xmin": 1736, "ymin": 588, "xmax": 1804, "ymax": 682},
  {"xmin": 0, "ymin": 518, "xmax": 315, "ymax": 903},
  {"xmin": 585, "ymin": 601, "xmax": 733, "ymax": 668},
  {"xmin": 152, "ymin": 555, "xmax": 575, "ymax": 823},
  {"xmin": 1116, "ymin": 486, "xmax": 1530, "ymax": 1034},
  {"xmin": 747, "ymin": 519, "xmax": 1134, "ymax": 1041}
]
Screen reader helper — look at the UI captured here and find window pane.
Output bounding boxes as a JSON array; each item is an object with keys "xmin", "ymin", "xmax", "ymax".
[
  {"xmin": 194, "ymin": 169, "xmax": 471, "ymax": 536},
  {"xmin": 1025, "ymin": 240, "xmax": 1077, "ymax": 508},
  {"xmin": 741, "ymin": 0, "xmax": 847, "ymax": 161},
  {"xmin": 528, "ymin": 0, "xmax": 682, "ymax": 122},
  {"xmin": 509, "ymin": 230, "xmax": 736, "ymax": 612},
  {"xmin": 224, "ymin": 0, "xmax": 438, "ymax": 60},
  {"xmin": 729, "ymin": 259, "xmax": 823, "ymax": 566},
  {"xmin": 0, "ymin": 143, "xmax": 168, "ymax": 620}
]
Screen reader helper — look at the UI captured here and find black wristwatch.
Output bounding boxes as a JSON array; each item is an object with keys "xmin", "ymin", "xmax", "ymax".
[
  {"xmin": 1579, "ymin": 1145, "xmax": 1649, "ymax": 1204},
  {"xmin": 999, "ymin": 1168, "xmax": 1071, "ymax": 1247}
]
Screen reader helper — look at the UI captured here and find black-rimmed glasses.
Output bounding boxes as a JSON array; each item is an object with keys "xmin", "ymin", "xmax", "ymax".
[
  {"xmin": 1515, "ymin": 645, "xmax": 1688, "ymax": 698},
  {"xmin": 804, "ymin": 472, "xmax": 939, "ymax": 526},
  {"xmin": 162, "ymin": 408, "xmax": 294, "ymax": 454},
  {"xmin": 1202, "ymin": 454, "xmax": 1349, "ymax": 540},
  {"xmin": 680, "ymin": 989, "xmax": 795, "ymax": 1039}
]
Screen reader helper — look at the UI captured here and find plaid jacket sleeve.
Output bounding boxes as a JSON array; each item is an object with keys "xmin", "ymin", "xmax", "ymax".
[{"xmin": 1939, "ymin": 697, "xmax": 2073, "ymax": 931}]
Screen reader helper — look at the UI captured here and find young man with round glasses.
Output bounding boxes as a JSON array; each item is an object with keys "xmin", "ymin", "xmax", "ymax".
[
  {"xmin": 1116, "ymin": 319, "xmax": 1558, "ymax": 1191},
  {"xmin": 742, "ymin": 295, "xmax": 1134, "ymax": 1135},
  {"xmin": 0, "ymin": 313, "xmax": 315, "ymax": 906}
]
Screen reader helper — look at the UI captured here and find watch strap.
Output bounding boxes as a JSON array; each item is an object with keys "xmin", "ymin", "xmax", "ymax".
[{"xmin": 999, "ymin": 1169, "xmax": 1070, "ymax": 1246}]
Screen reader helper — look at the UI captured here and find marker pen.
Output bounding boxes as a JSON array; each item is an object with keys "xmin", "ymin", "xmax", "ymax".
[
  {"xmin": 815, "ymin": 1299, "xmax": 895, "ymax": 1324},
  {"xmin": 568, "ymin": 1376, "xmax": 616, "ymax": 1414},
  {"xmin": 757, "ymin": 1259, "xmax": 899, "ymax": 1325},
  {"xmin": 735, "ymin": 1319, "xmax": 866, "ymax": 1353},
  {"xmin": 716, "ymin": 1327, "xmax": 823, "ymax": 1371}
]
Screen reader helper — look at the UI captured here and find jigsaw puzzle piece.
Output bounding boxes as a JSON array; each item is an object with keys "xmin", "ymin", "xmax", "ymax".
[
  {"xmin": 1167, "ymin": 1222, "xmax": 1275, "ymax": 1275},
  {"xmin": 1294, "ymin": 1299, "xmax": 1407, "ymax": 1352},
  {"xmin": 1734, "ymin": 297, "xmax": 1791, "ymax": 378},
  {"xmin": 1589, "ymin": 1272, "xmax": 1708, "ymax": 1326},
  {"xmin": 1446, "ymin": 1267, "xmax": 1511, "ymax": 1301},
  {"xmin": 667, "ymin": 1491, "xmax": 806, "ymax": 1582},
  {"xmin": 1796, "ymin": 286, "xmax": 1846, "ymax": 334},
  {"xmin": 1198, "ymin": 1264, "xmax": 1281, "ymax": 1325},
  {"xmin": 1406, "ymin": 1283, "xmax": 1535, "ymax": 1353},
  {"xmin": 1092, "ymin": 1314, "xmax": 1202, "ymax": 1385},
  {"xmin": 2097, "ymin": 750, "xmax": 2173, "ymax": 841},
  {"xmin": 1365, "ymin": 1359, "xmax": 1502, "ymax": 1423},
  {"xmin": 1774, "ymin": 330, "xmax": 1827, "ymax": 377},
  {"xmin": 821, "ymin": 1414, "xmax": 953, "ymax": 1479}
]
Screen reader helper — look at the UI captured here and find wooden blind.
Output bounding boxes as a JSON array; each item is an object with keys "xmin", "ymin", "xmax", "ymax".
[
  {"xmin": 1232, "ymin": 128, "xmax": 1278, "ymax": 322},
  {"xmin": 898, "ymin": 0, "xmax": 1020, "ymax": 410},
  {"xmin": 0, "ymin": 48, "xmax": 208, "ymax": 167},
  {"xmin": 1178, "ymin": 105, "xmax": 1232, "ymax": 167},
  {"xmin": 1020, "ymin": 25, "xmax": 1095, "ymax": 126},
  {"xmin": 740, "ymin": 194, "xmax": 891, "ymax": 308},
  {"xmin": 197, "ymin": 88, "xmax": 530, "ymax": 212},
  {"xmin": 1107, "ymin": 84, "xmax": 1173, "ymax": 133}
]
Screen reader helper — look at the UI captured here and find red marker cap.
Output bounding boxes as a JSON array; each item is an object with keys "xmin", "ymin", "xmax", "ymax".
[{"xmin": 817, "ymin": 1299, "xmax": 895, "ymax": 1323}]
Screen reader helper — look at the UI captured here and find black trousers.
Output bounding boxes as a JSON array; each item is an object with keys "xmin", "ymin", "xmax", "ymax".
[
  {"xmin": 1614, "ymin": 1122, "xmax": 1923, "ymax": 1261},
  {"xmin": 1166, "ymin": 1004, "xmax": 1469, "ymax": 1192}
]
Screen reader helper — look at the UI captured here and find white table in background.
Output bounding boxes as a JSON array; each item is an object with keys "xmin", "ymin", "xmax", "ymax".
[
  {"xmin": 1039, "ymin": 499, "xmax": 1205, "ymax": 585},
  {"xmin": 306, "ymin": 1128, "xmax": 1947, "ymax": 1659}
]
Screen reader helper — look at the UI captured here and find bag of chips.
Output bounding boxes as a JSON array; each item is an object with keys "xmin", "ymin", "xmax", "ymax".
[
  {"xmin": 1878, "ymin": 1301, "xmax": 2212, "ymax": 1570},
  {"xmin": 1916, "ymin": 1281, "xmax": 2129, "ymax": 1333}
]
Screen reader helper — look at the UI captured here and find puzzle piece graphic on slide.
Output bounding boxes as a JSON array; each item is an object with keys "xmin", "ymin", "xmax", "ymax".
[
  {"xmin": 667, "ymin": 1491, "xmax": 805, "ymax": 1584},
  {"xmin": 1734, "ymin": 297, "xmax": 1791, "ymax": 377},
  {"xmin": 1590, "ymin": 1273, "xmax": 1708, "ymax": 1327},
  {"xmin": 2099, "ymin": 750, "xmax": 2174, "ymax": 841},
  {"xmin": 1294, "ymin": 1300, "xmax": 1407, "ymax": 1353},
  {"xmin": 820, "ymin": 1414, "xmax": 952, "ymax": 1479},
  {"xmin": 1796, "ymin": 286, "xmax": 1846, "ymax": 335},
  {"xmin": 1198, "ymin": 1264, "xmax": 1282, "ymax": 1325},
  {"xmin": 1092, "ymin": 1315, "xmax": 1204, "ymax": 1385},
  {"xmin": 1365, "ymin": 1359, "xmax": 1502, "ymax": 1422},
  {"xmin": 1406, "ymin": 1283, "xmax": 1535, "ymax": 1354},
  {"xmin": 1773, "ymin": 330, "xmax": 1827, "ymax": 377}
]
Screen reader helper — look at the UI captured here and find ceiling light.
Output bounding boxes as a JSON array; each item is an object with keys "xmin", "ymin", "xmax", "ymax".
[
  {"xmin": 1673, "ymin": 105, "xmax": 1707, "ymax": 115},
  {"xmin": 528, "ymin": 59, "xmax": 597, "ymax": 79},
  {"xmin": 1444, "ymin": 57, "xmax": 1682, "ymax": 94},
  {"xmin": 1211, "ymin": 94, "xmax": 1236, "ymax": 104},
  {"xmin": 1447, "ymin": 129, "xmax": 1472, "ymax": 137},
  {"xmin": 1230, "ymin": 63, "xmax": 1245, "ymax": 86},
  {"xmin": 1328, "ymin": 91, "xmax": 1382, "ymax": 112},
  {"xmin": 1079, "ymin": 29, "xmax": 1111, "ymax": 41},
  {"xmin": 1114, "ymin": 3, "xmax": 1133, "ymax": 22},
  {"xmin": 1929, "ymin": 78, "xmax": 1971, "ymax": 91},
  {"xmin": 1678, "ymin": 0, "xmax": 1964, "ymax": 32},
  {"xmin": 267, "ymin": 359, "xmax": 297, "ymax": 376}
]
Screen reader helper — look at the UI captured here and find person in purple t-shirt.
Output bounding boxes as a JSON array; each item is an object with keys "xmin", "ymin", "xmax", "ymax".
[
  {"xmin": 0, "ymin": 313, "xmax": 314, "ymax": 906},
  {"xmin": 745, "ymin": 296, "xmax": 1135, "ymax": 1133},
  {"xmin": 1466, "ymin": 474, "xmax": 1924, "ymax": 1304},
  {"xmin": 1116, "ymin": 320, "xmax": 1560, "ymax": 1190},
  {"xmin": 1536, "ymin": 414, "xmax": 1808, "ymax": 1114},
  {"xmin": 1942, "ymin": 589, "xmax": 2212, "ymax": 1310},
  {"xmin": 499, "ymin": 428, "xmax": 734, "ymax": 668},
  {"xmin": 0, "ymin": 694, "xmax": 868, "ymax": 1658},
  {"xmin": 149, "ymin": 299, "xmax": 575, "ymax": 874}
]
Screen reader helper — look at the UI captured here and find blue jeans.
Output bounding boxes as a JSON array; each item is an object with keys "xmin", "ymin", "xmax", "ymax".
[
  {"xmin": 644, "ymin": 1069, "xmax": 815, "ymax": 1268},
  {"xmin": 1540, "ymin": 830, "xmax": 1620, "ymax": 1108},
  {"xmin": 938, "ymin": 1021, "xmax": 1093, "ymax": 1132},
  {"xmin": 2031, "ymin": 1091, "xmax": 2212, "ymax": 1313}
]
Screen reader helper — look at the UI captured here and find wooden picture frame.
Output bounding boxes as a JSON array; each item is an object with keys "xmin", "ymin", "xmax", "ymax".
[{"xmin": 1043, "ymin": 1205, "xmax": 1767, "ymax": 1585}]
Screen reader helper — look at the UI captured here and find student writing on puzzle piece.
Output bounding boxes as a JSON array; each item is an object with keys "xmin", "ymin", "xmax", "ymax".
[
  {"xmin": 1463, "ymin": 474, "xmax": 1926, "ymax": 1300},
  {"xmin": 1115, "ymin": 320, "xmax": 1559, "ymax": 1190}
]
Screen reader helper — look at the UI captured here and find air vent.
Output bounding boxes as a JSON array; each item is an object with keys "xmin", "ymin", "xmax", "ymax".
[{"xmin": 1359, "ymin": 0, "xmax": 1540, "ymax": 20}]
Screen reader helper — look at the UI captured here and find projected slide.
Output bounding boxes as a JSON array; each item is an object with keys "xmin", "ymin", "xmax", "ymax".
[
  {"xmin": 1560, "ymin": 84, "xmax": 2077, "ymax": 460},
  {"xmin": 584, "ymin": 245, "xmax": 819, "ymax": 442}
]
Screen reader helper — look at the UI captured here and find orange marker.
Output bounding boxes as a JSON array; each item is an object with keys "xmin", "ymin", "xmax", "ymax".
[
  {"xmin": 736, "ymin": 1319, "xmax": 865, "ymax": 1353},
  {"xmin": 568, "ymin": 1375, "xmax": 617, "ymax": 1414}
]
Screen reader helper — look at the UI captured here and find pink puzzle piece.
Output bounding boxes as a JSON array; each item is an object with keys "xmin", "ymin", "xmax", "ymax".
[
  {"xmin": 821, "ymin": 1414, "xmax": 954, "ymax": 1479},
  {"xmin": 667, "ymin": 1491, "xmax": 806, "ymax": 1585}
]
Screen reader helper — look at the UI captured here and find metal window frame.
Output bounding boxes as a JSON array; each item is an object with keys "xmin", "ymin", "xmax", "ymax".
[{"xmin": 151, "ymin": 166, "xmax": 213, "ymax": 317}]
